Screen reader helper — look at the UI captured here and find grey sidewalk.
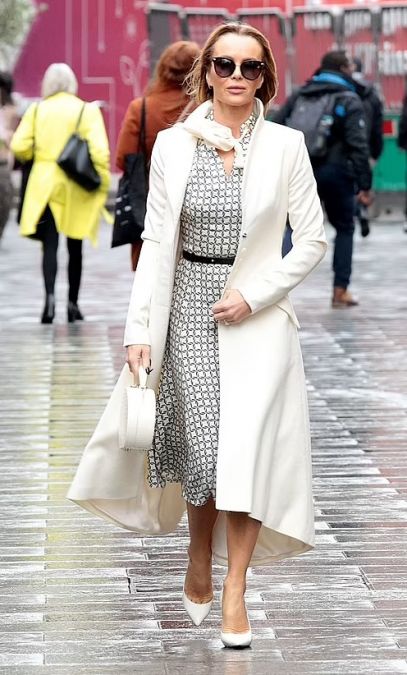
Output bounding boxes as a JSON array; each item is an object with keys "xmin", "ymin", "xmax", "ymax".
[{"xmin": 1, "ymin": 216, "xmax": 407, "ymax": 674}]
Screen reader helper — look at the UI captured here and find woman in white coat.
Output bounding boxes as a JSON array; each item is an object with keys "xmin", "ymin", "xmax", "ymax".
[{"xmin": 68, "ymin": 22, "xmax": 326, "ymax": 647}]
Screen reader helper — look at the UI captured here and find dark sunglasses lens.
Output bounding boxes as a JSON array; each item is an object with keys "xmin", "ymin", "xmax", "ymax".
[
  {"xmin": 213, "ymin": 58, "xmax": 234, "ymax": 78},
  {"xmin": 241, "ymin": 61, "xmax": 263, "ymax": 80}
]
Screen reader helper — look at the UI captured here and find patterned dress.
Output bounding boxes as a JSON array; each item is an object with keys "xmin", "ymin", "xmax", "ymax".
[{"xmin": 148, "ymin": 112, "xmax": 257, "ymax": 506}]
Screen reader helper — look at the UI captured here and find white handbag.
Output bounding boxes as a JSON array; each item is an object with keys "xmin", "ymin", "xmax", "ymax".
[{"xmin": 119, "ymin": 366, "xmax": 156, "ymax": 451}]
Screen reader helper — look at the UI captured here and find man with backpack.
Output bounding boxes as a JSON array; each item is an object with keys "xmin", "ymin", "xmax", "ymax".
[
  {"xmin": 273, "ymin": 51, "xmax": 372, "ymax": 307},
  {"xmin": 351, "ymin": 57, "xmax": 384, "ymax": 237}
]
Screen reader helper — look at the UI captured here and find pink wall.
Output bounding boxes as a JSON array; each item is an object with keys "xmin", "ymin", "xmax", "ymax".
[
  {"xmin": 176, "ymin": 0, "xmax": 286, "ymax": 11},
  {"xmin": 13, "ymin": 0, "xmax": 150, "ymax": 159}
]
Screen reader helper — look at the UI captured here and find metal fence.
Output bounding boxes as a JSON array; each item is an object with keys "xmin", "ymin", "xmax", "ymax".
[{"xmin": 148, "ymin": 2, "xmax": 407, "ymax": 109}]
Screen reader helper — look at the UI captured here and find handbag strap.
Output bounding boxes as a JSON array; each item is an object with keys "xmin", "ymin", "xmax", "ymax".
[
  {"xmin": 32, "ymin": 103, "xmax": 39, "ymax": 159},
  {"xmin": 138, "ymin": 366, "xmax": 148, "ymax": 389},
  {"xmin": 138, "ymin": 98, "xmax": 146, "ymax": 155},
  {"xmin": 74, "ymin": 103, "xmax": 86, "ymax": 133}
]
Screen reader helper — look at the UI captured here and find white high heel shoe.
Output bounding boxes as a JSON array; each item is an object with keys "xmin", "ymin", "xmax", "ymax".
[
  {"xmin": 183, "ymin": 589, "xmax": 213, "ymax": 626},
  {"xmin": 221, "ymin": 621, "xmax": 252, "ymax": 648},
  {"xmin": 221, "ymin": 590, "xmax": 252, "ymax": 648}
]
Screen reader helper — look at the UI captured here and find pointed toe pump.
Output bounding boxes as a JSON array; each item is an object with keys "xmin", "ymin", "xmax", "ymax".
[
  {"xmin": 221, "ymin": 589, "xmax": 252, "ymax": 648},
  {"xmin": 182, "ymin": 589, "xmax": 213, "ymax": 627},
  {"xmin": 221, "ymin": 623, "xmax": 252, "ymax": 649}
]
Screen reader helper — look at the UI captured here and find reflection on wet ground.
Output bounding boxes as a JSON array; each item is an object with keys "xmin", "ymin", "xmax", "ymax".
[{"xmin": 1, "ymin": 219, "xmax": 407, "ymax": 673}]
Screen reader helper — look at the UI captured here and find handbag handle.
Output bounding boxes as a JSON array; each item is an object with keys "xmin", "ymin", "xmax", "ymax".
[{"xmin": 130, "ymin": 365, "xmax": 149, "ymax": 389}]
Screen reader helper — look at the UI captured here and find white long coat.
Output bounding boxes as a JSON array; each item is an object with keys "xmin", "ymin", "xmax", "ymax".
[{"xmin": 68, "ymin": 100, "xmax": 327, "ymax": 566}]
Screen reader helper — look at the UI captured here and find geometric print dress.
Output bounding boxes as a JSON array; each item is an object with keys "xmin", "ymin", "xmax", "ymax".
[{"xmin": 148, "ymin": 111, "xmax": 257, "ymax": 506}]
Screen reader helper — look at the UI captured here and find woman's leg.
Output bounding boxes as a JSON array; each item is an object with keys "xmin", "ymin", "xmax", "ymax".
[
  {"xmin": 67, "ymin": 237, "xmax": 83, "ymax": 304},
  {"xmin": 223, "ymin": 512, "xmax": 261, "ymax": 632},
  {"xmin": 41, "ymin": 208, "xmax": 59, "ymax": 296},
  {"xmin": 185, "ymin": 498, "xmax": 218, "ymax": 603}
]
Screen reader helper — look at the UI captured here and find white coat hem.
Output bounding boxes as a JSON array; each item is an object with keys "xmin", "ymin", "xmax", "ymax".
[{"xmin": 67, "ymin": 494, "xmax": 314, "ymax": 567}]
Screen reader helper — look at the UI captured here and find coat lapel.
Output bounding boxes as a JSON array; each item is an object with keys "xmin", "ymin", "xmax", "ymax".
[
  {"xmin": 163, "ymin": 129, "xmax": 197, "ymax": 225},
  {"xmin": 163, "ymin": 100, "xmax": 213, "ymax": 225}
]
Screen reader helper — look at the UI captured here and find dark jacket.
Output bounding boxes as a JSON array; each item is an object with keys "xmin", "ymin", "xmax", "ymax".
[
  {"xmin": 398, "ymin": 93, "xmax": 407, "ymax": 151},
  {"xmin": 272, "ymin": 71, "xmax": 372, "ymax": 191},
  {"xmin": 353, "ymin": 76, "xmax": 384, "ymax": 160}
]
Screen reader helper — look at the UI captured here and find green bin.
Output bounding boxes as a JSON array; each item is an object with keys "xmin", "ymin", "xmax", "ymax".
[{"xmin": 373, "ymin": 113, "xmax": 406, "ymax": 192}]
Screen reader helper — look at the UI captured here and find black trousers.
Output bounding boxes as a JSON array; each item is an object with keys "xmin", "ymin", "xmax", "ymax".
[{"xmin": 40, "ymin": 206, "xmax": 82, "ymax": 303}]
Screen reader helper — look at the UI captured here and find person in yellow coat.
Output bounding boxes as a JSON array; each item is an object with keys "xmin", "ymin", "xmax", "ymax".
[{"xmin": 11, "ymin": 63, "xmax": 110, "ymax": 323}]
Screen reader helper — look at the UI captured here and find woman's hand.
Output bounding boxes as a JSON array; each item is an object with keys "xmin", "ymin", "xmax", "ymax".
[
  {"xmin": 126, "ymin": 344, "xmax": 151, "ymax": 381},
  {"xmin": 212, "ymin": 289, "xmax": 251, "ymax": 326}
]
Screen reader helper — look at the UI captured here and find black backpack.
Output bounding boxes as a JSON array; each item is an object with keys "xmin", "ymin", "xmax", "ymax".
[{"xmin": 285, "ymin": 92, "xmax": 342, "ymax": 159}]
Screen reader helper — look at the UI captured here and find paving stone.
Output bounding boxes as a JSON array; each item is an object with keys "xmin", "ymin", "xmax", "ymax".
[{"xmin": 1, "ymin": 218, "xmax": 407, "ymax": 672}]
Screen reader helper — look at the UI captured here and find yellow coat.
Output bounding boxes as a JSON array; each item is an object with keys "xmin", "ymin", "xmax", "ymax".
[{"xmin": 11, "ymin": 92, "xmax": 111, "ymax": 244}]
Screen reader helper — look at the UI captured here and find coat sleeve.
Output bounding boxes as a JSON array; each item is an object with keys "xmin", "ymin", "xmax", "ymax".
[
  {"xmin": 369, "ymin": 92, "xmax": 384, "ymax": 160},
  {"xmin": 82, "ymin": 104, "xmax": 111, "ymax": 192},
  {"xmin": 123, "ymin": 135, "xmax": 166, "ymax": 347},
  {"xmin": 115, "ymin": 99, "xmax": 142, "ymax": 171},
  {"xmin": 237, "ymin": 134, "xmax": 327, "ymax": 315},
  {"xmin": 10, "ymin": 103, "xmax": 36, "ymax": 162},
  {"xmin": 342, "ymin": 96, "xmax": 372, "ymax": 190}
]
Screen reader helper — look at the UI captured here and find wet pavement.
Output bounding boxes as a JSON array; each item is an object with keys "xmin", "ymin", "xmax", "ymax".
[{"xmin": 1, "ymin": 215, "xmax": 407, "ymax": 674}]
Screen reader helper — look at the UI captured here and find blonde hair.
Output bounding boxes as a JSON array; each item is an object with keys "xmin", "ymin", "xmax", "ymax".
[
  {"xmin": 186, "ymin": 22, "xmax": 278, "ymax": 111},
  {"xmin": 41, "ymin": 63, "xmax": 78, "ymax": 99}
]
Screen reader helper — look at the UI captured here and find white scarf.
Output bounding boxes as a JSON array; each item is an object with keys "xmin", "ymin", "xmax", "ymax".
[{"xmin": 182, "ymin": 102, "xmax": 260, "ymax": 169}]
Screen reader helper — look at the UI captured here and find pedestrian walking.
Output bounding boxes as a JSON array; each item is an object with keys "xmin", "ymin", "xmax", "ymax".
[
  {"xmin": 352, "ymin": 57, "xmax": 384, "ymax": 237},
  {"xmin": 115, "ymin": 40, "xmax": 200, "ymax": 271},
  {"xmin": 11, "ymin": 63, "xmax": 110, "ymax": 324},
  {"xmin": 68, "ymin": 23, "xmax": 326, "ymax": 647},
  {"xmin": 273, "ymin": 50, "xmax": 372, "ymax": 307},
  {"xmin": 0, "ymin": 72, "xmax": 18, "ymax": 241}
]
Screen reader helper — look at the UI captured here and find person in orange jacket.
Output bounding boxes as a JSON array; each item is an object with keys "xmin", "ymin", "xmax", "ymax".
[{"xmin": 115, "ymin": 41, "xmax": 200, "ymax": 271}]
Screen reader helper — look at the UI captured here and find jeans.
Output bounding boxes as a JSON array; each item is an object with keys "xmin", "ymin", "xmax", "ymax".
[
  {"xmin": 313, "ymin": 163, "xmax": 355, "ymax": 289},
  {"xmin": 40, "ymin": 206, "xmax": 82, "ymax": 302}
]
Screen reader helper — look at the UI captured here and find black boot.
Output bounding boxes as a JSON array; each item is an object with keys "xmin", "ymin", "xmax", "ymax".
[
  {"xmin": 41, "ymin": 294, "xmax": 55, "ymax": 324},
  {"xmin": 67, "ymin": 301, "xmax": 84, "ymax": 323}
]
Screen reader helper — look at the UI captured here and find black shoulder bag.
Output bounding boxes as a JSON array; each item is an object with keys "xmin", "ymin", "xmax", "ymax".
[
  {"xmin": 57, "ymin": 103, "xmax": 101, "ymax": 192},
  {"xmin": 111, "ymin": 98, "xmax": 148, "ymax": 248}
]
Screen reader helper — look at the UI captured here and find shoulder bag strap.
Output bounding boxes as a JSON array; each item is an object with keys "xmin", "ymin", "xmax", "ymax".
[
  {"xmin": 138, "ymin": 98, "xmax": 148, "ymax": 177},
  {"xmin": 138, "ymin": 98, "xmax": 146, "ymax": 154},
  {"xmin": 74, "ymin": 103, "xmax": 86, "ymax": 133},
  {"xmin": 32, "ymin": 103, "xmax": 39, "ymax": 159}
]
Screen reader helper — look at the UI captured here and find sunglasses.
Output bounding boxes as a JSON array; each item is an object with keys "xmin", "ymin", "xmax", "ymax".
[{"xmin": 211, "ymin": 57, "xmax": 265, "ymax": 81}]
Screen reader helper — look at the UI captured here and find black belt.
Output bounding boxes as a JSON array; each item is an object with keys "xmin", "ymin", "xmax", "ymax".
[{"xmin": 183, "ymin": 250, "xmax": 235, "ymax": 265}]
